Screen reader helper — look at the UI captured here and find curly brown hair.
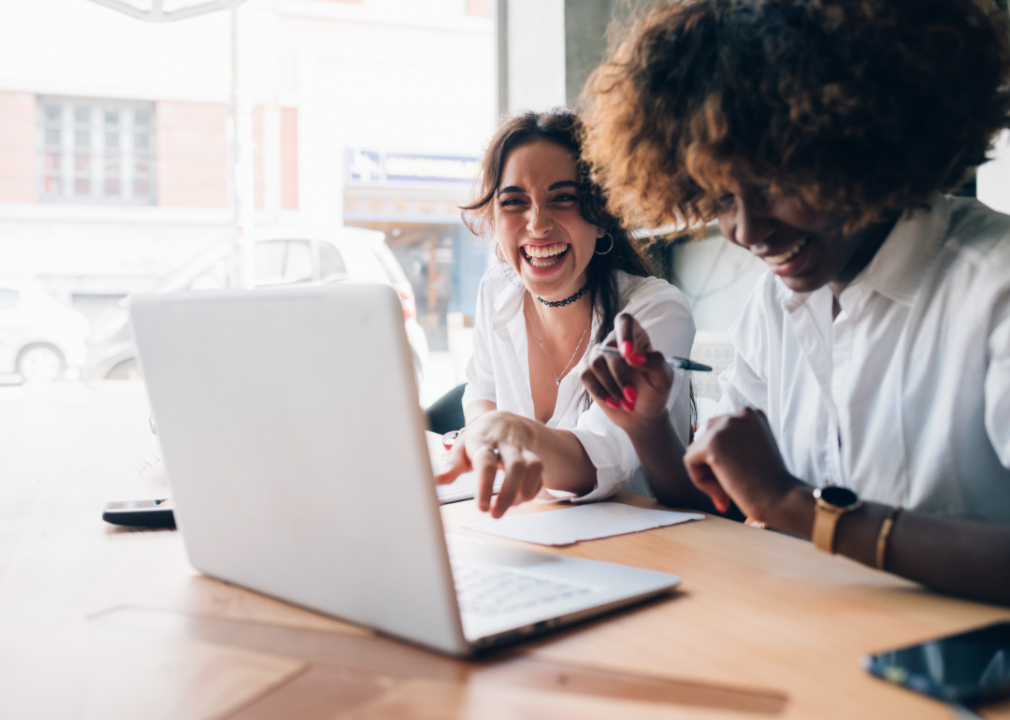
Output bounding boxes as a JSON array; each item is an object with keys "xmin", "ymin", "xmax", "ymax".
[{"xmin": 582, "ymin": 0, "xmax": 1010, "ymax": 231}]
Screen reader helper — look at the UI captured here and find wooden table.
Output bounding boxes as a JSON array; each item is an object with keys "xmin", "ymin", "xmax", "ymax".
[{"xmin": 2, "ymin": 381, "xmax": 1009, "ymax": 719}]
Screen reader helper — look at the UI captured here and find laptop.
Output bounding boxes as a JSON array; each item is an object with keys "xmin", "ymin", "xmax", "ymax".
[{"xmin": 130, "ymin": 284, "xmax": 680, "ymax": 655}]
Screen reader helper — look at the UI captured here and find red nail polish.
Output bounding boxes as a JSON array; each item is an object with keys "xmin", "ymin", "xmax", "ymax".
[
  {"xmin": 620, "ymin": 398, "xmax": 635, "ymax": 412},
  {"xmin": 623, "ymin": 386, "xmax": 638, "ymax": 403},
  {"xmin": 605, "ymin": 397, "xmax": 620, "ymax": 409},
  {"xmin": 621, "ymin": 341, "xmax": 634, "ymax": 357},
  {"xmin": 630, "ymin": 352, "xmax": 647, "ymax": 365}
]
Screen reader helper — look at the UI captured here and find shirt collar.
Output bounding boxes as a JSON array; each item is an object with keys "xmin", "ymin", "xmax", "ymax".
[
  {"xmin": 852, "ymin": 195, "xmax": 950, "ymax": 307},
  {"xmin": 491, "ymin": 267, "xmax": 527, "ymax": 332},
  {"xmin": 779, "ymin": 195, "xmax": 951, "ymax": 313}
]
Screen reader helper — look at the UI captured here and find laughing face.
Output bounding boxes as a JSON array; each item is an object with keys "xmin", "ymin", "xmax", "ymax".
[
  {"xmin": 715, "ymin": 184, "xmax": 894, "ymax": 296},
  {"xmin": 493, "ymin": 140, "xmax": 603, "ymax": 301}
]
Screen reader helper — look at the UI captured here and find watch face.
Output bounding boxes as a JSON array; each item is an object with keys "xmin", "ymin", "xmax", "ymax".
[{"xmin": 819, "ymin": 486, "xmax": 859, "ymax": 508}]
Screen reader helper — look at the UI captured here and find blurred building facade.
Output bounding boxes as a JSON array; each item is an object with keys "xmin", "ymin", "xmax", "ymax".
[{"xmin": 0, "ymin": 0, "xmax": 495, "ymax": 345}]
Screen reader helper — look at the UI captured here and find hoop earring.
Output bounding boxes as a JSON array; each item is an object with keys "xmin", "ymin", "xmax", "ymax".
[
  {"xmin": 494, "ymin": 243, "xmax": 505, "ymax": 263},
  {"xmin": 595, "ymin": 233, "xmax": 614, "ymax": 256}
]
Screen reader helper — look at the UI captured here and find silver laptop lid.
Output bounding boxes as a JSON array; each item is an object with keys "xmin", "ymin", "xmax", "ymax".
[{"xmin": 131, "ymin": 284, "xmax": 469, "ymax": 655}]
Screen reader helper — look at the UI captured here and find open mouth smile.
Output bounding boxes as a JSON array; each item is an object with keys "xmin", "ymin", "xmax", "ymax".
[
  {"xmin": 761, "ymin": 237, "xmax": 807, "ymax": 266},
  {"xmin": 521, "ymin": 243, "xmax": 570, "ymax": 268}
]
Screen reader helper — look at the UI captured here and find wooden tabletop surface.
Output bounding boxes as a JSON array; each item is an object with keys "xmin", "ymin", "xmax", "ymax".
[{"xmin": 2, "ymin": 381, "xmax": 1008, "ymax": 719}]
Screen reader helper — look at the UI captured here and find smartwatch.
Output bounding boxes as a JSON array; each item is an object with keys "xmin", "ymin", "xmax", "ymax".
[{"xmin": 812, "ymin": 486, "xmax": 863, "ymax": 554}]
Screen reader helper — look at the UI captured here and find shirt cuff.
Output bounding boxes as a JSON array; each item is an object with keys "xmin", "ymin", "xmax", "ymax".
[
  {"xmin": 461, "ymin": 382, "xmax": 495, "ymax": 409},
  {"xmin": 563, "ymin": 426, "xmax": 632, "ymax": 503}
]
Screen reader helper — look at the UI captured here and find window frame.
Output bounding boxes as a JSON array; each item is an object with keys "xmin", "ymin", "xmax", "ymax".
[{"xmin": 37, "ymin": 97, "xmax": 157, "ymax": 205}]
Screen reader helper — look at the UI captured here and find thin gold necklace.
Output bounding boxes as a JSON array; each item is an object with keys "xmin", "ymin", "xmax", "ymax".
[{"xmin": 532, "ymin": 303, "xmax": 592, "ymax": 386}]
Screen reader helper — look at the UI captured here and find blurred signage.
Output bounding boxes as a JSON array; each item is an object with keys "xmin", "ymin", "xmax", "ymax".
[{"xmin": 347, "ymin": 149, "xmax": 480, "ymax": 186}]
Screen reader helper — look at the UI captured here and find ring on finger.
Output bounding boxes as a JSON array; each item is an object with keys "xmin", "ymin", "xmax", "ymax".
[{"xmin": 476, "ymin": 444, "xmax": 500, "ymax": 461}]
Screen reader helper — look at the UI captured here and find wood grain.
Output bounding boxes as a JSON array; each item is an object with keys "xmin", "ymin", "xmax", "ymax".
[
  {"xmin": 442, "ymin": 496, "xmax": 1010, "ymax": 719},
  {"xmin": 95, "ymin": 606, "xmax": 787, "ymax": 714}
]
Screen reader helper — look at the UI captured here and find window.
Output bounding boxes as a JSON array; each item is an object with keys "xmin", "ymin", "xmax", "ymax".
[
  {"xmin": 369, "ymin": 241, "xmax": 410, "ymax": 286},
  {"xmin": 255, "ymin": 240, "xmax": 314, "ymax": 286},
  {"xmin": 0, "ymin": 289, "xmax": 20, "ymax": 311},
  {"xmin": 319, "ymin": 243, "xmax": 348, "ymax": 281},
  {"xmin": 38, "ymin": 97, "xmax": 156, "ymax": 204}
]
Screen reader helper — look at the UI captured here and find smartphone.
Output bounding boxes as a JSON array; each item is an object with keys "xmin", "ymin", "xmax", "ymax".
[
  {"xmin": 862, "ymin": 621, "xmax": 1010, "ymax": 706},
  {"xmin": 102, "ymin": 499, "xmax": 176, "ymax": 529}
]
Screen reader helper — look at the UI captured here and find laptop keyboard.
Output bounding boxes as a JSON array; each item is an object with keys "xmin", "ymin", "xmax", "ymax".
[{"xmin": 451, "ymin": 563, "xmax": 594, "ymax": 617}]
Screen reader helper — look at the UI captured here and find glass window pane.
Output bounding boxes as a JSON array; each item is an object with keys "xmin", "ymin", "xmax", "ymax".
[
  {"xmin": 255, "ymin": 241, "xmax": 313, "ymax": 285},
  {"xmin": 37, "ymin": 100, "xmax": 157, "ymax": 205},
  {"xmin": 320, "ymin": 243, "xmax": 347, "ymax": 279},
  {"xmin": 0, "ymin": 289, "xmax": 19, "ymax": 311},
  {"xmin": 255, "ymin": 241, "xmax": 287, "ymax": 283},
  {"xmin": 283, "ymin": 242, "xmax": 313, "ymax": 283},
  {"xmin": 370, "ymin": 242, "xmax": 410, "ymax": 285}
]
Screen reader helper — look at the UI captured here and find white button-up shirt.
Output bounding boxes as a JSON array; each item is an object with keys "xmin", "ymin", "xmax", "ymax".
[
  {"xmin": 719, "ymin": 195, "xmax": 1010, "ymax": 524},
  {"xmin": 463, "ymin": 265, "xmax": 695, "ymax": 502}
]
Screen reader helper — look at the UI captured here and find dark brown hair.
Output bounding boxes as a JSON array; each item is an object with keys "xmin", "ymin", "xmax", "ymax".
[
  {"xmin": 583, "ymin": 0, "xmax": 1010, "ymax": 232},
  {"xmin": 463, "ymin": 108, "xmax": 656, "ymax": 347}
]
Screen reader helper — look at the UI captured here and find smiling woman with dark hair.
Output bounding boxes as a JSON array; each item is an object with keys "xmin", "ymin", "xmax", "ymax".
[
  {"xmin": 435, "ymin": 109, "xmax": 697, "ymax": 517},
  {"xmin": 578, "ymin": 0, "xmax": 1010, "ymax": 604}
]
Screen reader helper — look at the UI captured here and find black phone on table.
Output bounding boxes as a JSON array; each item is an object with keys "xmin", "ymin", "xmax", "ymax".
[
  {"xmin": 862, "ymin": 621, "xmax": 1010, "ymax": 706},
  {"xmin": 102, "ymin": 499, "xmax": 176, "ymax": 529}
]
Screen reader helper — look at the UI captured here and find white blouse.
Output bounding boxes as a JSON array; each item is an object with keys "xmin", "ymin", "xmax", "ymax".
[
  {"xmin": 718, "ymin": 195, "xmax": 1010, "ymax": 524},
  {"xmin": 463, "ymin": 265, "xmax": 696, "ymax": 502}
]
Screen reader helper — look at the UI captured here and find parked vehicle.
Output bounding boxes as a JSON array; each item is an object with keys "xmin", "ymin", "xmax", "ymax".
[
  {"xmin": 85, "ymin": 227, "xmax": 429, "ymax": 384},
  {"xmin": 0, "ymin": 280, "xmax": 90, "ymax": 383}
]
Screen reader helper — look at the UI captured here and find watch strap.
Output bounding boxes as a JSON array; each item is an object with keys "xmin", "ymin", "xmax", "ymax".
[
  {"xmin": 812, "ymin": 488, "xmax": 864, "ymax": 554},
  {"xmin": 812, "ymin": 504, "xmax": 843, "ymax": 553}
]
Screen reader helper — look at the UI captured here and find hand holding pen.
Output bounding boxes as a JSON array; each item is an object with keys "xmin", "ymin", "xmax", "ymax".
[
  {"xmin": 580, "ymin": 312, "xmax": 694, "ymax": 426},
  {"xmin": 595, "ymin": 346, "xmax": 712, "ymax": 372}
]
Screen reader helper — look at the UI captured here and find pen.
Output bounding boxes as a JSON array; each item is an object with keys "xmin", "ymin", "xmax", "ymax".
[{"xmin": 596, "ymin": 345, "xmax": 713, "ymax": 372}]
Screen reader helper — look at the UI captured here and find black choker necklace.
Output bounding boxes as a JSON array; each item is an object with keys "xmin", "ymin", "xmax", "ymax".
[{"xmin": 536, "ymin": 283, "xmax": 589, "ymax": 308}]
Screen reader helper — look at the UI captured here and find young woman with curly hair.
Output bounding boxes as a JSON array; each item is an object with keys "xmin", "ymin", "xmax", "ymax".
[
  {"xmin": 579, "ymin": 0, "xmax": 1010, "ymax": 604},
  {"xmin": 435, "ymin": 109, "xmax": 696, "ymax": 517}
]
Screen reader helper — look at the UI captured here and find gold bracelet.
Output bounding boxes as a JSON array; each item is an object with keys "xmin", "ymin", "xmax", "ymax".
[{"xmin": 875, "ymin": 506, "xmax": 902, "ymax": 571}]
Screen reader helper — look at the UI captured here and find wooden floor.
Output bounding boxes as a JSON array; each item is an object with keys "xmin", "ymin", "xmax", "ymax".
[{"xmin": 1, "ymin": 380, "xmax": 1008, "ymax": 719}]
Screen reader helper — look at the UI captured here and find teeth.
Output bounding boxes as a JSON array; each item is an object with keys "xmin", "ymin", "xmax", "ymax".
[
  {"xmin": 763, "ymin": 238, "xmax": 807, "ymax": 265},
  {"xmin": 523, "ymin": 244, "xmax": 569, "ymax": 267},
  {"xmin": 524, "ymin": 243, "xmax": 569, "ymax": 258}
]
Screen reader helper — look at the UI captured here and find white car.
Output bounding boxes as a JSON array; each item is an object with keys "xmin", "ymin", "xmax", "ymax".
[
  {"xmin": 86, "ymin": 227, "xmax": 429, "ymax": 384},
  {"xmin": 0, "ymin": 281, "xmax": 90, "ymax": 382}
]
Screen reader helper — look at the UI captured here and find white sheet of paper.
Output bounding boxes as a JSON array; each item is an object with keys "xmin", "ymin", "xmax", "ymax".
[
  {"xmin": 465, "ymin": 502, "xmax": 704, "ymax": 546},
  {"xmin": 435, "ymin": 470, "xmax": 504, "ymax": 504}
]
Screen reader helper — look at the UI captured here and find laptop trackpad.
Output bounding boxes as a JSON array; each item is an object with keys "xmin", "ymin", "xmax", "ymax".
[{"xmin": 445, "ymin": 533, "xmax": 563, "ymax": 569}]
